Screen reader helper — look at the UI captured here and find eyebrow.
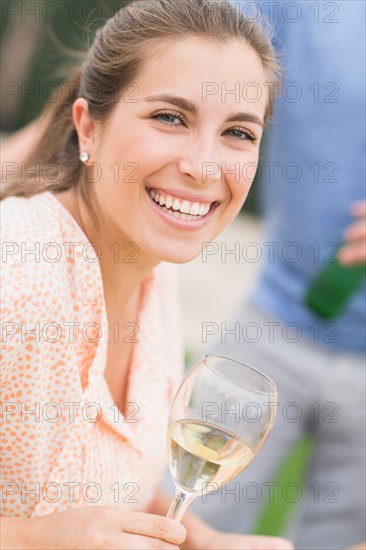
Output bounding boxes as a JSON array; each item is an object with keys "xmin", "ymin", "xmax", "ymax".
[{"xmin": 143, "ymin": 94, "xmax": 264, "ymax": 128}]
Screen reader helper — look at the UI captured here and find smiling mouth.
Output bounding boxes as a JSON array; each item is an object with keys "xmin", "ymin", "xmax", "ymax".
[{"xmin": 147, "ymin": 188, "xmax": 219, "ymax": 221}]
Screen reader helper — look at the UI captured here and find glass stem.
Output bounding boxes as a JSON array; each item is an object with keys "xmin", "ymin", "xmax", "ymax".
[{"xmin": 166, "ymin": 490, "xmax": 196, "ymax": 522}]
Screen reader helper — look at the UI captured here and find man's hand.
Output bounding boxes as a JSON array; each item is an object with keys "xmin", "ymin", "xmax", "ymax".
[{"xmin": 338, "ymin": 201, "xmax": 366, "ymax": 265}]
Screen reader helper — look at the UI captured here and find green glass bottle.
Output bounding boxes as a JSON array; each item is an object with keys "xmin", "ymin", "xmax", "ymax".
[{"xmin": 304, "ymin": 258, "xmax": 366, "ymax": 319}]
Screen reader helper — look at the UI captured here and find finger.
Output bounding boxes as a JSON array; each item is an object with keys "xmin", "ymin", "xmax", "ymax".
[
  {"xmin": 343, "ymin": 219, "xmax": 366, "ymax": 241},
  {"xmin": 120, "ymin": 513, "xmax": 186, "ymax": 545},
  {"xmin": 121, "ymin": 533, "xmax": 180, "ymax": 549},
  {"xmin": 351, "ymin": 201, "xmax": 366, "ymax": 217},
  {"xmin": 339, "ymin": 241, "xmax": 366, "ymax": 265}
]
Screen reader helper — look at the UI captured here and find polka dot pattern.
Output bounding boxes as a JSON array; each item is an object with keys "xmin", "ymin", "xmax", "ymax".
[{"xmin": 0, "ymin": 191, "xmax": 184, "ymax": 518}]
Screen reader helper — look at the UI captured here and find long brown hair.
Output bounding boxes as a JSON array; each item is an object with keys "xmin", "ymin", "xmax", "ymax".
[{"xmin": 1, "ymin": 0, "xmax": 282, "ymax": 222}]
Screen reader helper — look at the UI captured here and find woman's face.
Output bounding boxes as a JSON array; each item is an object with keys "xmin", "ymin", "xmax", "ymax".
[{"xmin": 77, "ymin": 37, "xmax": 268, "ymax": 263}]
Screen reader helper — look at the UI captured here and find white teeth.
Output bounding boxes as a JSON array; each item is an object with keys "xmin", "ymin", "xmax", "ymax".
[
  {"xmin": 172, "ymin": 199, "xmax": 181, "ymax": 211},
  {"xmin": 161, "ymin": 205, "xmax": 205, "ymax": 222},
  {"xmin": 149, "ymin": 188, "xmax": 213, "ymax": 220},
  {"xmin": 189, "ymin": 202, "xmax": 200, "ymax": 216},
  {"xmin": 180, "ymin": 200, "xmax": 190, "ymax": 214}
]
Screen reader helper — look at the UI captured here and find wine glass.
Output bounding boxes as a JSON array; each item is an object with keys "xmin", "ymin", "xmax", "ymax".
[{"xmin": 166, "ymin": 354, "xmax": 278, "ymax": 521}]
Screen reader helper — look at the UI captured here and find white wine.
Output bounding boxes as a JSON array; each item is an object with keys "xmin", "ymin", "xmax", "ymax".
[{"xmin": 168, "ymin": 419, "xmax": 254, "ymax": 494}]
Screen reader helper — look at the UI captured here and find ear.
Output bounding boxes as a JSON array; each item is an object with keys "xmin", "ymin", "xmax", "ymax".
[{"xmin": 72, "ymin": 98, "xmax": 98, "ymax": 155}]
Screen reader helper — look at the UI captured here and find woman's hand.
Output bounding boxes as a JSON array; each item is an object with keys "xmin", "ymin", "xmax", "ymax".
[
  {"xmin": 195, "ymin": 529, "xmax": 294, "ymax": 550},
  {"xmin": 3, "ymin": 506, "xmax": 187, "ymax": 549},
  {"xmin": 146, "ymin": 488, "xmax": 293, "ymax": 550},
  {"xmin": 338, "ymin": 201, "xmax": 366, "ymax": 265}
]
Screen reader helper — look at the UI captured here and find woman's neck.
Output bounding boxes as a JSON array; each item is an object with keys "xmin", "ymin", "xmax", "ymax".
[{"xmin": 54, "ymin": 186, "xmax": 160, "ymax": 318}]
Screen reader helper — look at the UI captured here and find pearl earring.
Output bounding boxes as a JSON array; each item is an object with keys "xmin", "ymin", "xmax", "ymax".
[{"xmin": 80, "ymin": 152, "xmax": 89, "ymax": 162}]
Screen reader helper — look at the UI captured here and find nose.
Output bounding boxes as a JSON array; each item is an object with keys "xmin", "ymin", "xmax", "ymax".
[{"xmin": 177, "ymin": 137, "xmax": 223, "ymax": 185}]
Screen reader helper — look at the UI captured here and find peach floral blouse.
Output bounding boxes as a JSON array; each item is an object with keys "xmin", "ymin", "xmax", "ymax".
[{"xmin": 0, "ymin": 191, "xmax": 184, "ymax": 518}]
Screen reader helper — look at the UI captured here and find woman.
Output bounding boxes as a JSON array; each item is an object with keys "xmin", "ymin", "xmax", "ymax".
[{"xmin": 1, "ymin": 0, "xmax": 292, "ymax": 548}]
